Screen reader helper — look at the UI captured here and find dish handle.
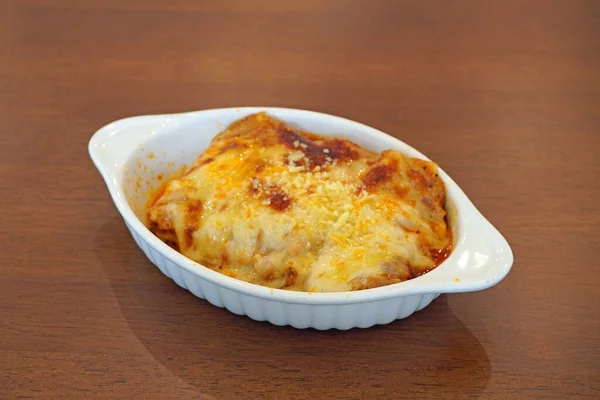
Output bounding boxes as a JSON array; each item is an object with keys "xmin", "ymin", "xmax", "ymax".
[
  {"xmin": 415, "ymin": 205, "xmax": 514, "ymax": 294},
  {"xmin": 88, "ymin": 114, "xmax": 171, "ymax": 178}
]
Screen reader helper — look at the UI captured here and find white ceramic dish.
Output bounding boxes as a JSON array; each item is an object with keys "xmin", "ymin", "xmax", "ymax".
[{"xmin": 89, "ymin": 107, "xmax": 513, "ymax": 330}]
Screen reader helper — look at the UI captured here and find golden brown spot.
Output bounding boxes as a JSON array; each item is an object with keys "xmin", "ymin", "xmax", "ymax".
[
  {"xmin": 322, "ymin": 138, "xmax": 360, "ymax": 163},
  {"xmin": 268, "ymin": 192, "xmax": 291, "ymax": 211},
  {"xmin": 247, "ymin": 179, "xmax": 291, "ymax": 211},
  {"xmin": 394, "ymin": 185, "xmax": 410, "ymax": 198},
  {"xmin": 361, "ymin": 161, "xmax": 397, "ymax": 188},
  {"xmin": 279, "ymin": 127, "xmax": 325, "ymax": 163},
  {"xmin": 302, "ymin": 145, "xmax": 329, "ymax": 166},
  {"xmin": 187, "ymin": 199, "xmax": 202, "ymax": 214},
  {"xmin": 157, "ymin": 173, "xmax": 164, "ymax": 180},
  {"xmin": 148, "ymin": 152, "xmax": 155, "ymax": 159},
  {"xmin": 278, "ymin": 126, "xmax": 359, "ymax": 167},
  {"xmin": 278, "ymin": 126, "xmax": 311, "ymax": 148}
]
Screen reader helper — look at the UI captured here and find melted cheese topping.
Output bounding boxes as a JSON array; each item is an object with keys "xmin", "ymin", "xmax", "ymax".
[{"xmin": 146, "ymin": 113, "xmax": 451, "ymax": 292}]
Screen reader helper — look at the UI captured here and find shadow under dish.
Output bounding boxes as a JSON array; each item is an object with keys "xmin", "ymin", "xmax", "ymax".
[{"xmin": 95, "ymin": 216, "xmax": 491, "ymax": 400}]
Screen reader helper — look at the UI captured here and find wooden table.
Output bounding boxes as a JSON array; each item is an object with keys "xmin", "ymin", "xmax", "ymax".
[{"xmin": 2, "ymin": 1, "xmax": 599, "ymax": 398}]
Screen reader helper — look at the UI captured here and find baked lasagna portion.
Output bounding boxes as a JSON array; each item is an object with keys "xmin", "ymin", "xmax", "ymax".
[{"xmin": 146, "ymin": 113, "xmax": 451, "ymax": 292}]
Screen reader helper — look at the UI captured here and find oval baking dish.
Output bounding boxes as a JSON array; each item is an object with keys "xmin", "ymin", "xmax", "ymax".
[{"xmin": 89, "ymin": 107, "xmax": 513, "ymax": 330}]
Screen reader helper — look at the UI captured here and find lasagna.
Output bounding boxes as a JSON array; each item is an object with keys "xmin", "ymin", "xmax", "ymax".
[{"xmin": 146, "ymin": 113, "xmax": 452, "ymax": 292}]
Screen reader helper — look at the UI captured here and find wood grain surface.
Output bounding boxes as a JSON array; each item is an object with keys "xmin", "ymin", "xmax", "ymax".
[{"xmin": 1, "ymin": 0, "xmax": 599, "ymax": 399}]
